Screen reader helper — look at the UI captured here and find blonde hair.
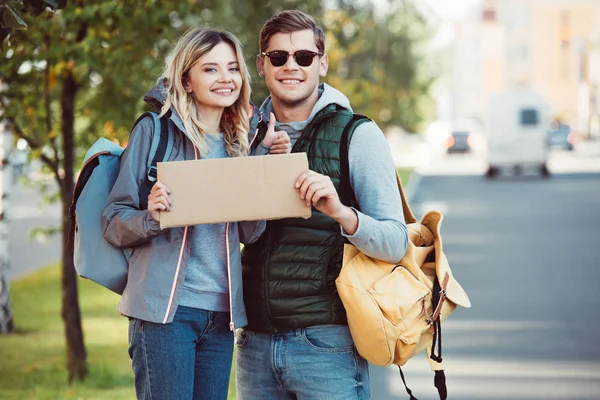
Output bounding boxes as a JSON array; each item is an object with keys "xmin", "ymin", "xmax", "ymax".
[{"xmin": 160, "ymin": 27, "xmax": 251, "ymax": 157}]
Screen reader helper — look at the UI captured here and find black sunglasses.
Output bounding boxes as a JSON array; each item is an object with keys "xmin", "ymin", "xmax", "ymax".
[{"xmin": 260, "ymin": 50, "xmax": 323, "ymax": 67}]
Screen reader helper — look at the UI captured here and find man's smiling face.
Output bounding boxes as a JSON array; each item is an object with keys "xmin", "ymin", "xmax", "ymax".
[{"xmin": 257, "ymin": 29, "xmax": 328, "ymax": 110}]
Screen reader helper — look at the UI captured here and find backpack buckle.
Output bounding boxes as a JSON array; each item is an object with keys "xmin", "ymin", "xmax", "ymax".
[{"xmin": 148, "ymin": 166, "xmax": 158, "ymax": 182}]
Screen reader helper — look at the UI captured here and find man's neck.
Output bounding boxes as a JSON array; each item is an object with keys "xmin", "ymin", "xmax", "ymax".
[{"xmin": 270, "ymin": 92, "xmax": 319, "ymax": 123}]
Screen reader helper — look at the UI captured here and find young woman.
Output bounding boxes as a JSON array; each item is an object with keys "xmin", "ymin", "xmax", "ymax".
[{"xmin": 102, "ymin": 27, "xmax": 288, "ymax": 400}]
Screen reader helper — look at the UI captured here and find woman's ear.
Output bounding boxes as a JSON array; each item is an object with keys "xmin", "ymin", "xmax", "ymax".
[{"xmin": 183, "ymin": 78, "xmax": 192, "ymax": 93}]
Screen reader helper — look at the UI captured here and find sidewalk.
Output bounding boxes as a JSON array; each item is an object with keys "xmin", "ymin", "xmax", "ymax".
[
  {"xmin": 387, "ymin": 132, "xmax": 436, "ymax": 203},
  {"xmin": 575, "ymin": 138, "xmax": 600, "ymax": 157}
]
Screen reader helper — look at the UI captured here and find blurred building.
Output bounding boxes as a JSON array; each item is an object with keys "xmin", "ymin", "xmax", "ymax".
[{"xmin": 449, "ymin": 0, "xmax": 600, "ymax": 137}]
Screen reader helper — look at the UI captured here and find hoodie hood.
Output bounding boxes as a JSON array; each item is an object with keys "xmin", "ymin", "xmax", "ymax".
[
  {"xmin": 143, "ymin": 79, "xmax": 187, "ymax": 134},
  {"xmin": 259, "ymin": 83, "xmax": 353, "ymax": 131}
]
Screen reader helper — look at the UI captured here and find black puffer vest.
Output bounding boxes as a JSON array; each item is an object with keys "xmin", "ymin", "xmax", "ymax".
[{"xmin": 241, "ymin": 105, "xmax": 369, "ymax": 332}]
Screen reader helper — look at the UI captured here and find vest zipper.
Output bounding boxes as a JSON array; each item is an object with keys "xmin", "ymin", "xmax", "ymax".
[
  {"xmin": 255, "ymin": 110, "xmax": 338, "ymax": 330},
  {"xmin": 264, "ymin": 228, "xmax": 274, "ymax": 327}
]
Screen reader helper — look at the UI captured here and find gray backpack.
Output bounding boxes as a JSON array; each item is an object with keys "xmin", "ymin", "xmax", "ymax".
[{"xmin": 68, "ymin": 111, "xmax": 173, "ymax": 294}]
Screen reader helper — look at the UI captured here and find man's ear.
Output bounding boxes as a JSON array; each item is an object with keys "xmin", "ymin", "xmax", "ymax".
[
  {"xmin": 257, "ymin": 55, "xmax": 266, "ymax": 77},
  {"xmin": 319, "ymin": 54, "xmax": 328, "ymax": 78}
]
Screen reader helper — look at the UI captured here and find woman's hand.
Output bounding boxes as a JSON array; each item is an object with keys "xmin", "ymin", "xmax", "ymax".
[
  {"xmin": 148, "ymin": 181, "xmax": 171, "ymax": 223},
  {"xmin": 263, "ymin": 112, "xmax": 291, "ymax": 154}
]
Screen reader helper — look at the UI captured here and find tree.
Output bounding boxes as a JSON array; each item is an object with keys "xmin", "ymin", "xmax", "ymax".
[
  {"xmin": 1, "ymin": 0, "xmax": 69, "ymax": 338},
  {"xmin": 0, "ymin": 0, "xmax": 68, "ymax": 339},
  {"xmin": 0, "ymin": 0, "xmax": 67, "ymax": 47},
  {"xmin": 0, "ymin": 120, "xmax": 13, "ymax": 335},
  {"xmin": 324, "ymin": 0, "xmax": 434, "ymax": 133},
  {"xmin": 0, "ymin": 0, "xmax": 209, "ymax": 382}
]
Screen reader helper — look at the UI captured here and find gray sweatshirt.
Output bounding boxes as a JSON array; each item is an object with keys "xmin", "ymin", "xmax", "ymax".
[
  {"xmin": 257, "ymin": 83, "xmax": 408, "ymax": 263},
  {"xmin": 179, "ymin": 134, "xmax": 234, "ymax": 311}
]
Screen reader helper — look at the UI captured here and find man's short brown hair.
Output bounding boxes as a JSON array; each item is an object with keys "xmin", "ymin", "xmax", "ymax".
[{"xmin": 259, "ymin": 10, "xmax": 325, "ymax": 54}]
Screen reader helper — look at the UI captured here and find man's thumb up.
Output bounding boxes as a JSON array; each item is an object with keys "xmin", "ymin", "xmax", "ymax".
[
  {"xmin": 264, "ymin": 112, "xmax": 280, "ymax": 147},
  {"xmin": 263, "ymin": 112, "xmax": 291, "ymax": 155}
]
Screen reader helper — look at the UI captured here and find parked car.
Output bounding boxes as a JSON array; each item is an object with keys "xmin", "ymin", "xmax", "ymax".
[
  {"xmin": 446, "ymin": 131, "xmax": 472, "ymax": 153},
  {"xmin": 548, "ymin": 123, "xmax": 576, "ymax": 150}
]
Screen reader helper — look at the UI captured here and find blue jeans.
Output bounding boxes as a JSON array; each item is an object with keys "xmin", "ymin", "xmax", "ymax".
[
  {"xmin": 128, "ymin": 306, "xmax": 233, "ymax": 400},
  {"xmin": 235, "ymin": 324, "xmax": 370, "ymax": 399}
]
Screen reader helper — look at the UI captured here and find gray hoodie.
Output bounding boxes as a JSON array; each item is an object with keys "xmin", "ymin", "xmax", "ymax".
[
  {"xmin": 102, "ymin": 82, "xmax": 265, "ymax": 326},
  {"xmin": 257, "ymin": 83, "xmax": 408, "ymax": 262}
]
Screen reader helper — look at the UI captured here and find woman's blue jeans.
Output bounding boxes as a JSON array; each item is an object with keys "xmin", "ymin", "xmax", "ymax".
[{"xmin": 128, "ymin": 306, "xmax": 233, "ymax": 400}]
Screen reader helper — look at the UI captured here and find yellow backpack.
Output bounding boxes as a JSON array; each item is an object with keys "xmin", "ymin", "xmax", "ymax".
[{"xmin": 335, "ymin": 141, "xmax": 471, "ymax": 399}]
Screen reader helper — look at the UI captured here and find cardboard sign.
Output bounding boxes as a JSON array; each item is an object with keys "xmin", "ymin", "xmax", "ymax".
[{"xmin": 157, "ymin": 153, "xmax": 311, "ymax": 228}]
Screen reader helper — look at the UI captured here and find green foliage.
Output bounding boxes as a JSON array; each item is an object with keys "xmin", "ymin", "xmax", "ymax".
[
  {"xmin": 0, "ymin": 0, "xmax": 67, "ymax": 48},
  {"xmin": 397, "ymin": 167, "xmax": 412, "ymax": 186},
  {"xmin": 1, "ymin": 1, "xmax": 204, "ymax": 168},
  {"xmin": 324, "ymin": 1, "xmax": 434, "ymax": 133},
  {"xmin": 0, "ymin": 0, "xmax": 325, "ymax": 163},
  {"xmin": 1, "ymin": 0, "xmax": 430, "ymax": 172}
]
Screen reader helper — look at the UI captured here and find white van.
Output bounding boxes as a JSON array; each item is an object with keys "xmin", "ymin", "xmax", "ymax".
[{"xmin": 485, "ymin": 89, "xmax": 552, "ymax": 178}]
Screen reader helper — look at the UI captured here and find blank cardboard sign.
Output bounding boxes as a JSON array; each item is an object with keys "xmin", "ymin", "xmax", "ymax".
[{"xmin": 158, "ymin": 153, "xmax": 311, "ymax": 228}]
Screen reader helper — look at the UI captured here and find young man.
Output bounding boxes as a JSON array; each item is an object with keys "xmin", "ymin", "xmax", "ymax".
[{"xmin": 236, "ymin": 10, "xmax": 409, "ymax": 399}]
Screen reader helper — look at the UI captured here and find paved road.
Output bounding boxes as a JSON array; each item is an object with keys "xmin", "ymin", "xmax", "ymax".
[{"xmin": 371, "ymin": 150, "xmax": 600, "ymax": 399}]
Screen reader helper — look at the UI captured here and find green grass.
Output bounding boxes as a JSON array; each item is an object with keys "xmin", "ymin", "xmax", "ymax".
[
  {"xmin": 0, "ymin": 265, "xmax": 237, "ymax": 399},
  {"xmin": 397, "ymin": 167, "xmax": 413, "ymax": 186}
]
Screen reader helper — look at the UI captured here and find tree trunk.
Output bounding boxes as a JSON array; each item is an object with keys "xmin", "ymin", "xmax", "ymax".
[
  {"xmin": 60, "ymin": 70, "xmax": 87, "ymax": 383},
  {"xmin": 0, "ymin": 122, "xmax": 14, "ymax": 335}
]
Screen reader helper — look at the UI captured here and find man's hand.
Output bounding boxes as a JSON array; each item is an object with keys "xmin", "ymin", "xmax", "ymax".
[
  {"xmin": 295, "ymin": 170, "xmax": 344, "ymax": 218},
  {"xmin": 148, "ymin": 181, "xmax": 171, "ymax": 223},
  {"xmin": 264, "ymin": 112, "xmax": 291, "ymax": 154},
  {"xmin": 295, "ymin": 170, "xmax": 359, "ymax": 234}
]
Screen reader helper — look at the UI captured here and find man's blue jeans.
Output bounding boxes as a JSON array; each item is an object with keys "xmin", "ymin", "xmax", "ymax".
[
  {"xmin": 235, "ymin": 324, "xmax": 370, "ymax": 399},
  {"xmin": 128, "ymin": 306, "xmax": 233, "ymax": 400}
]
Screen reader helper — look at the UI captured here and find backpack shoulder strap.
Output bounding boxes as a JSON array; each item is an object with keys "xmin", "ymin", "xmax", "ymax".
[
  {"xmin": 249, "ymin": 103, "xmax": 263, "ymax": 147},
  {"xmin": 132, "ymin": 110, "xmax": 173, "ymax": 186},
  {"xmin": 339, "ymin": 113, "xmax": 371, "ymax": 208},
  {"xmin": 339, "ymin": 115, "xmax": 417, "ymax": 224},
  {"xmin": 250, "ymin": 118, "xmax": 268, "ymax": 153}
]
